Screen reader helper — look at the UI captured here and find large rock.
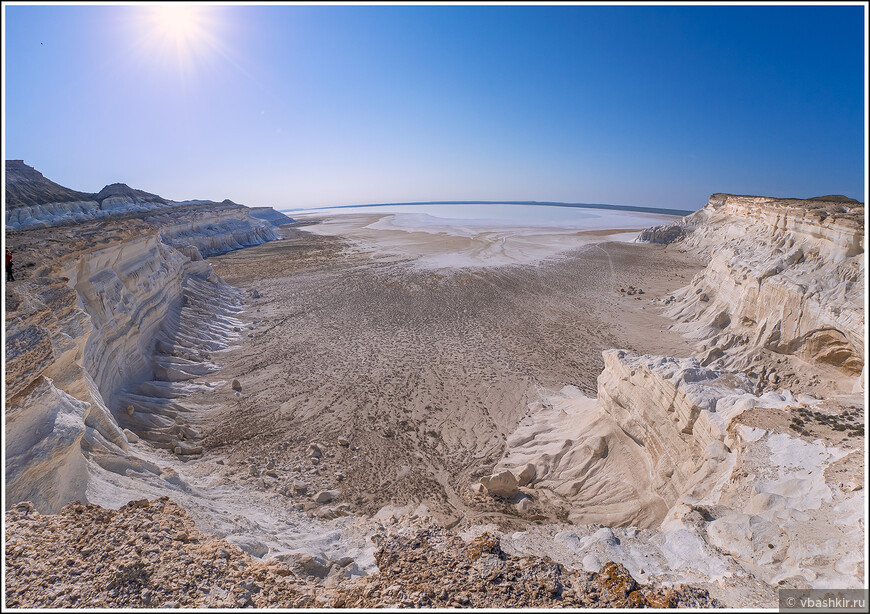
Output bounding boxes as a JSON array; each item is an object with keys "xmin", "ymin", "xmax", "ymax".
[{"xmin": 480, "ymin": 471, "xmax": 519, "ymax": 498}]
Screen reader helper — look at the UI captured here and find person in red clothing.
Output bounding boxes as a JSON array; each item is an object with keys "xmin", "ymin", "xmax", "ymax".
[{"xmin": 6, "ymin": 249, "xmax": 13, "ymax": 282}]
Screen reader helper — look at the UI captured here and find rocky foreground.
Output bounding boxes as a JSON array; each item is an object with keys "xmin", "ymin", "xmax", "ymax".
[{"xmin": 5, "ymin": 498, "xmax": 717, "ymax": 609}]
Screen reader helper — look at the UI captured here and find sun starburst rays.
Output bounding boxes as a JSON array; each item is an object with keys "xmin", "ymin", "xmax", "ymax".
[{"xmin": 131, "ymin": 4, "xmax": 224, "ymax": 82}]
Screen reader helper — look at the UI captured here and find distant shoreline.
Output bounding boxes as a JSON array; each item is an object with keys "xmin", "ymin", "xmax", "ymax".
[{"xmin": 281, "ymin": 200, "xmax": 696, "ymax": 217}]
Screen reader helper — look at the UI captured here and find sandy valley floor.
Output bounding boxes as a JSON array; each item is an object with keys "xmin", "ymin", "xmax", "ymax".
[{"xmin": 192, "ymin": 216, "xmax": 705, "ymax": 527}]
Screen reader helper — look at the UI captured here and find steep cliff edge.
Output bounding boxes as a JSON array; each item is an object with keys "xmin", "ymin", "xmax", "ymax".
[
  {"xmin": 4, "ymin": 161, "xmax": 292, "ymax": 240},
  {"xmin": 643, "ymin": 193, "xmax": 864, "ymax": 387},
  {"xmin": 4, "ymin": 163, "xmax": 288, "ymax": 513},
  {"xmin": 248, "ymin": 206, "xmax": 296, "ymax": 226},
  {"xmin": 476, "ymin": 192, "xmax": 864, "ymax": 592}
]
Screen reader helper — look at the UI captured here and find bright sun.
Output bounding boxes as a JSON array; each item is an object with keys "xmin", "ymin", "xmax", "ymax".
[
  {"xmin": 151, "ymin": 4, "xmax": 204, "ymax": 45},
  {"xmin": 137, "ymin": 4, "xmax": 222, "ymax": 77}
]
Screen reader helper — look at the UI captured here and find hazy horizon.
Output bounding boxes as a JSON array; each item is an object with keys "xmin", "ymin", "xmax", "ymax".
[{"xmin": 3, "ymin": 3, "xmax": 866, "ymax": 211}]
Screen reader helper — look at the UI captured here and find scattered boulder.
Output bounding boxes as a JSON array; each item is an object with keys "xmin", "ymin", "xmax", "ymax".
[
  {"xmin": 480, "ymin": 470, "xmax": 519, "ymax": 498},
  {"xmin": 515, "ymin": 495, "xmax": 533, "ymax": 514},
  {"xmin": 231, "ymin": 379, "xmax": 242, "ymax": 392},
  {"xmin": 225, "ymin": 534, "xmax": 268, "ymax": 558},
  {"xmin": 515, "ymin": 463, "xmax": 536, "ymax": 486},
  {"xmin": 314, "ymin": 490, "xmax": 339, "ymax": 504},
  {"xmin": 338, "ymin": 436, "xmax": 350, "ymax": 447},
  {"xmin": 275, "ymin": 553, "xmax": 332, "ymax": 579}
]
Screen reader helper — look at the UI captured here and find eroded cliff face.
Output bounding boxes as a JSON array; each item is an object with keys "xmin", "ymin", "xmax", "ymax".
[
  {"xmin": 652, "ymin": 194, "xmax": 864, "ymax": 384},
  {"xmin": 147, "ymin": 205, "xmax": 282, "ymax": 258},
  {"xmin": 4, "ymin": 165, "xmax": 288, "ymax": 513},
  {"xmin": 478, "ymin": 192, "xmax": 864, "ymax": 591}
]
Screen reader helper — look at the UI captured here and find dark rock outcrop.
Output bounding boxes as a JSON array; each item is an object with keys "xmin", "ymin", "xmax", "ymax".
[{"xmin": 5, "ymin": 160, "xmax": 94, "ymax": 209}]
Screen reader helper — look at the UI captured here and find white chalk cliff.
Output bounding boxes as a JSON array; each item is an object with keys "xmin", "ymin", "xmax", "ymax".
[
  {"xmin": 478, "ymin": 193, "xmax": 865, "ymax": 592},
  {"xmin": 4, "ymin": 161, "xmax": 291, "ymax": 512}
]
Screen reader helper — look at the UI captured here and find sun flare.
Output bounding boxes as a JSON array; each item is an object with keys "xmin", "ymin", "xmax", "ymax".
[
  {"xmin": 135, "ymin": 4, "xmax": 223, "ymax": 77},
  {"xmin": 152, "ymin": 4, "xmax": 203, "ymax": 44}
]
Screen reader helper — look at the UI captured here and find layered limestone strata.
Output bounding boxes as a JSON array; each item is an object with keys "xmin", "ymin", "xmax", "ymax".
[
  {"xmin": 145, "ymin": 204, "xmax": 282, "ymax": 258},
  {"xmin": 478, "ymin": 192, "xmax": 864, "ymax": 591},
  {"xmin": 4, "ymin": 228, "xmax": 246, "ymax": 512},
  {"xmin": 482, "ymin": 349, "xmax": 864, "ymax": 589},
  {"xmin": 4, "ymin": 164, "xmax": 285, "ymax": 513},
  {"xmin": 4, "ymin": 161, "xmax": 291, "ymax": 246},
  {"xmin": 642, "ymin": 193, "xmax": 864, "ymax": 381},
  {"xmin": 482, "ymin": 351, "xmax": 759, "ymax": 527},
  {"xmin": 248, "ymin": 206, "xmax": 296, "ymax": 226}
]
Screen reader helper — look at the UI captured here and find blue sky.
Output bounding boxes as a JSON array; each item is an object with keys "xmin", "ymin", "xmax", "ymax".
[{"xmin": 3, "ymin": 3, "xmax": 866, "ymax": 211}]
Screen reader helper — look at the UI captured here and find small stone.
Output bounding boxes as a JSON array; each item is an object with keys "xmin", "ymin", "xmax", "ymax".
[
  {"xmin": 314, "ymin": 490, "xmax": 339, "ymax": 504},
  {"xmin": 125, "ymin": 405, "xmax": 135, "ymax": 416},
  {"xmin": 238, "ymin": 577, "xmax": 261, "ymax": 593},
  {"xmin": 231, "ymin": 379, "xmax": 242, "ymax": 391},
  {"xmin": 515, "ymin": 463, "xmax": 536, "ymax": 486},
  {"xmin": 236, "ymin": 591, "xmax": 253, "ymax": 606},
  {"xmin": 515, "ymin": 495, "xmax": 533, "ymax": 513},
  {"xmin": 294, "ymin": 595, "xmax": 314, "ymax": 607},
  {"xmin": 338, "ymin": 436, "xmax": 350, "ymax": 447}
]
